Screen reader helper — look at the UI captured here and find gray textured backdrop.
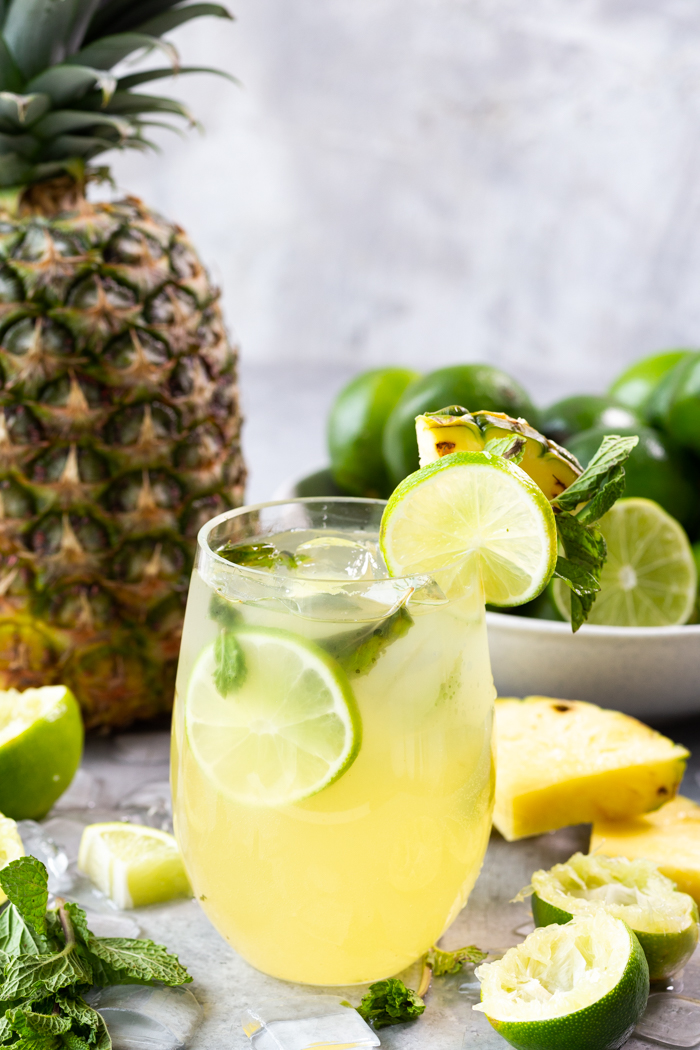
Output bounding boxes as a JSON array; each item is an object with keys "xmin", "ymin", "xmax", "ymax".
[{"xmin": 103, "ymin": 1, "xmax": 700, "ymax": 493}]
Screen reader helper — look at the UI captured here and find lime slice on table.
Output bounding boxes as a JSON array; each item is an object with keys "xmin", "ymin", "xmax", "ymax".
[
  {"xmin": 0, "ymin": 815, "xmax": 24, "ymax": 905},
  {"xmin": 185, "ymin": 627, "xmax": 361, "ymax": 807},
  {"xmin": 379, "ymin": 452, "xmax": 557, "ymax": 605},
  {"xmin": 0, "ymin": 685, "xmax": 83, "ymax": 820},
  {"xmin": 529, "ymin": 851, "xmax": 698, "ymax": 982},
  {"xmin": 78, "ymin": 822, "xmax": 191, "ymax": 910},
  {"xmin": 553, "ymin": 497, "xmax": 697, "ymax": 626},
  {"xmin": 474, "ymin": 911, "xmax": 649, "ymax": 1050}
]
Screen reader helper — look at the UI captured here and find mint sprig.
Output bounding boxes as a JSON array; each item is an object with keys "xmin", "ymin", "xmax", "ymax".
[
  {"xmin": 551, "ymin": 434, "xmax": 638, "ymax": 631},
  {"xmin": 0, "ymin": 857, "xmax": 191, "ymax": 1048},
  {"xmin": 355, "ymin": 978, "xmax": 425, "ymax": 1029}
]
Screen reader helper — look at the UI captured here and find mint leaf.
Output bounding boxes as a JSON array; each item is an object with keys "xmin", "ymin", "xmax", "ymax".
[
  {"xmin": 85, "ymin": 937, "xmax": 191, "ymax": 987},
  {"xmin": 208, "ymin": 592, "xmax": 242, "ymax": 629},
  {"xmin": 0, "ymin": 904, "xmax": 46, "ymax": 961},
  {"xmin": 56, "ymin": 992, "xmax": 110, "ymax": 1050},
  {"xmin": 217, "ymin": 542, "xmax": 297, "ymax": 570},
  {"xmin": 555, "ymin": 512, "xmax": 607, "ymax": 632},
  {"xmin": 213, "ymin": 629, "xmax": 246, "ymax": 696},
  {"xmin": 574, "ymin": 463, "xmax": 626, "ymax": 525},
  {"xmin": 320, "ymin": 607, "xmax": 413, "ymax": 677},
  {"xmin": 356, "ymin": 978, "xmax": 425, "ymax": 1029},
  {"xmin": 62, "ymin": 905, "xmax": 90, "ymax": 949},
  {"xmin": 0, "ymin": 858, "xmax": 48, "ymax": 938},
  {"xmin": 553, "ymin": 435, "xmax": 638, "ymax": 512},
  {"xmin": 552, "ymin": 556, "xmax": 600, "ymax": 597},
  {"xmin": 483, "ymin": 435, "xmax": 526, "ymax": 465},
  {"xmin": 0, "ymin": 943, "xmax": 93, "ymax": 1000},
  {"xmin": 426, "ymin": 944, "xmax": 487, "ymax": 977},
  {"xmin": 6, "ymin": 1005, "xmax": 72, "ymax": 1039}
]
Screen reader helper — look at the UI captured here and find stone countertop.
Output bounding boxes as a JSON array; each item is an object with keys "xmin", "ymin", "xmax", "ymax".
[{"xmin": 49, "ymin": 719, "xmax": 700, "ymax": 1049}]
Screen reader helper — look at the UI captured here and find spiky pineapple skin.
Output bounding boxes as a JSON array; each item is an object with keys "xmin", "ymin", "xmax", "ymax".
[{"xmin": 0, "ymin": 194, "xmax": 245, "ymax": 729}]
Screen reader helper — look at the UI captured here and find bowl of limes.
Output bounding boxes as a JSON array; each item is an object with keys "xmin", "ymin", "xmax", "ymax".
[{"xmin": 283, "ymin": 353, "xmax": 700, "ymax": 719}]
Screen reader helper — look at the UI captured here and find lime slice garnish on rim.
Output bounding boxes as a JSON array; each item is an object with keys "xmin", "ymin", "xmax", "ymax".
[
  {"xmin": 379, "ymin": 451, "xmax": 557, "ymax": 605},
  {"xmin": 185, "ymin": 627, "xmax": 361, "ymax": 807},
  {"xmin": 553, "ymin": 497, "xmax": 697, "ymax": 626},
  {"xmin": 475, "ymin": 911, "xmax": 649, "ymax": 1050},
  {"xmin": 78, "ymin": 822, "xmax": 191, "ymax": 910}
]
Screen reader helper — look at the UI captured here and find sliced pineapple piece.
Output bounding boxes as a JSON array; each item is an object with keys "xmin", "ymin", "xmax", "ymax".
[
  {"xmin": 416, "ymin": 407, "xmax": 582, "ymax": 500},
  {"xmin": 494, "ymin": 696, "xmax": 688, "ymax": 841},
  {"xmin": 591, "ymin": 796, "xmax": 700, "ymax": 904}
]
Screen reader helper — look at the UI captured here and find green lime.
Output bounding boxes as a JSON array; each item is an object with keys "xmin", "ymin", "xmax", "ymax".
[
  {"xmin": 566, "ymin": 424, "xmax": 697, "ymax": 530},
  {"xmin": 553, "ymin": 498, "xmax": 697, "ymax": 626},
  {"xmin": 328, "ymin": 367, "xmax": 420, "ymax": 497},
  {"xmin": 474, "ymin": 912, "xmax": 649, "ymax": 1050},
  {"xmin": 185, "ymin": 627, "xmax": 361, "ymax": 806},
  {"xmin": 0, "ymin": 685, "xmax": 83, "ymax": 819},
  {"xmin": 529, "ymin": 852, "xmax": 699, "ymax": 981},
  {"xmin": 540, "ymin": 395, "xmax": 640, "ymax": 447},
  {"xmin": 609, "ymin": 349, "xmax": 691, "ymax": 413},
  {"xmin": 693, "ymin": 541, "xmax": 700, "ymax": 622},
  {"xmin": 78, "ymin": 822, "xmax": 191, "ymax": 909},
  {"xmin": 646, "ymin": 351, "xmax": 700, "ymax": 453},
  {"xmin": 380, "ymin": 452, "xmax": 557, "ymax": 606},
  {"xmin": 382, "ymin": 364, "xmax": 537, "ymax": 487}
]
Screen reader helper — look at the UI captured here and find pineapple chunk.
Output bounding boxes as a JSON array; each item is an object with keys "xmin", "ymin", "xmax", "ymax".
[
  {"xmin": 416, "ymin": 408, "xmax": 582, "ymax": 500},
  {"xmin": 591, "ymin": 796, "xmax": 700, "ymax": 904},
  {"xmin": 494, "ymin": 696, "xmax": 688, "ymax": 841}
]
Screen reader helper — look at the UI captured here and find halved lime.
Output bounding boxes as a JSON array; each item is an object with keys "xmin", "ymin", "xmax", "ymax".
[
  {"xmin": 185, "ymin": 627, "xmax": 361, "ymax": 806},
  {"xmin": 0, "ymin": 685, "xmax": 83, "ymax": 820},
  {"xmin": 528, "ymin": 852, "xmax": 698, "ymax": 981},
  {"xmin": 379, "ymin": 452, "xmax": 557, "ymax": 605},
  {"xmin": 474, "ymin": 911, "xmax": 649, "ymax": 1050},
  {"xmin": 78, "ymin": 822, "xmax": 191, "ymax": 910},
  {"xmin": 553, "ymin": 498, "xmax": 697, "ymax": 626}
]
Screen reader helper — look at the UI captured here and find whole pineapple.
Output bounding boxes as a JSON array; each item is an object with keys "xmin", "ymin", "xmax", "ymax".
[{"xmin": 0, "ymin": 1, "xmax": 245, "ymax": 728}]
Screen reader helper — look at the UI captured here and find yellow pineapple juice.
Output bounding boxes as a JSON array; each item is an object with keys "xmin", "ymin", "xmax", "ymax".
[{"xmin": 171, "ymin": 499, "xmax": 495, "ymax": 985}]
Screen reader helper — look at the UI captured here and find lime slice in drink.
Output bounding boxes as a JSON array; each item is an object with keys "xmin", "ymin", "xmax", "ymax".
[
  {"xmin": 379, "ymin": 452, "xmax": 557, "ymax": 605},
  {"xmin": 185, "ymin": 627, "xmax": 361, "ymax": 806},
  {"xmin": 0, "ymin": 685, "xmax": 83, "ymax": 820},
  {"xmin": 553, "ymin": 497, "xmax": 697, "ymax": 626},
  {"xmin": 474, "ymin": 912, "xmax": 649, "ymax": 1050},
  {"xmin": 529, "ymin": 852, "xmax": 699, "ymax": 981},
  {"xmin": 78, "ymin": 822, "xmax": 191, "ymax": 909}
]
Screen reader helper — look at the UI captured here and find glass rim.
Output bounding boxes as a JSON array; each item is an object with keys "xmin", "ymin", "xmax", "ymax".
[{"xmin": 197, "ymin": 495, "xmax": 432, "ymax": 587}]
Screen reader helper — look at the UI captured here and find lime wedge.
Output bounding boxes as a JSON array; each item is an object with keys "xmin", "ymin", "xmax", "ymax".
[
  {"xmin": 185, "ymin": 627, "xmax": 361, "ymax": 806},
  {"xmin": 553, "ymin": 497, "xmax": 697, "ymax": 626},
  {"xmin": 78, "ymin": 822, "xmax": 191, "ymax": 909},
  {"xmin": 474, "ymin": 912, "xmax": 649, "ymax": 1050},
  {"xmin": 379, "ymin": 452, "xmax": 557, "ymax": 605},
  {"xmin": 529, "ymin": 852, "xmax": 698, "ymax": 981},
  {"xmin": 0, "ymin": 686, "xmax": 83, "ymax": 820}
]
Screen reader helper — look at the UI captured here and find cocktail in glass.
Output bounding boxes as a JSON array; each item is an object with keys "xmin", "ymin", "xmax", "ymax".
[{"xmin": 171, "ymin": 497, "xmax": 495, "ymax": 985}]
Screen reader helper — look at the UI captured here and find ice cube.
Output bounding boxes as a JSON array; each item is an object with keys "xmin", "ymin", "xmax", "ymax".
[
  {"xmin": 294, "ymin": 536, "xmax": 385, "ymax": 581},
  {"xmin": 52, "ymin": 767, "xmax": 105, "ymax": 811},
  {"xmin": 241, "ymin": 998, "xmax": 379, "ymax": 1049},
  {"xmin": 113, "ymin": 732, "xmax": 171, "ymax": 766},
  {"xmin": 118, "ymin": 780, "xmax": 172, "ymax": 832},
  {"xmin": 85, "ymin": 984, "xmax": 202, "ymax": 1050},
  {"xmin": 635, "ymin": 993, "xmax": 700, "ymax": 1048},
  {"xmin": 17, "ymin": 818, "xmax": 73, "ymax": 893}
]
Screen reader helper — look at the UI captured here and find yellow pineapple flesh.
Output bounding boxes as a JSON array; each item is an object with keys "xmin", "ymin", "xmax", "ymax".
[
  {"xmin": 494, "ymin": 696, "xmax": 688, "ymax": 841},
  {"xmin": 591, "ymin": 796, "xmax": 700, "ymax": 904}
]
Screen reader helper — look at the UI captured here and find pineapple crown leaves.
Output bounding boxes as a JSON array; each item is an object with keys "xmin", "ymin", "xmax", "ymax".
[{"xmin": 0, "ymin": 0, "xmax": 237, "ymax": 189}]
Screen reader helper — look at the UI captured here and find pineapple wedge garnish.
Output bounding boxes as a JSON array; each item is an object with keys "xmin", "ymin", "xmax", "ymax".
[
  {"xmin": 494, "ymin": 696, "xmax": 688, "ymax": 841},
  {"xmin": 591, "ymin": 796, "xmax": 700, "ymax": 904},
  {"xmin": 415, "ymin": 407, "xmax": 582, "ymax": 500}
]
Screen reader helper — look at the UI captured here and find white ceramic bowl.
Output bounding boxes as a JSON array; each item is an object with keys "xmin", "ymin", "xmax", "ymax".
[{"xmin": 486, "ymin": 612, "xmax": 700, "ymax": 720}]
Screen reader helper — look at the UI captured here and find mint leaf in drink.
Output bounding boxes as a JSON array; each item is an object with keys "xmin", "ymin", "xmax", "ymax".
[
  {"xmin": 321, "ymin": 606, "xmax": 413, "ymax": 677},
  {"xmin": 426, "ymin": 944, "xmax": 488, "ymax": 977},
  {"xmin": 209, "ymin": 591, "xmax": 242, "ymax": 629},
  {"xmin": 0, "ymin": 856, "xmax": 48, "ymax": 938},
  {"xmin": 356, "ymin": 978, "xmax": 425, "ymax": 1029},
  {"xmin": 213, "ymin": 629, "xmax": 246, "ymax": 696},
  {"xmin": 217, "ymin": 541, "xmax": 297, "ymax": 571}
]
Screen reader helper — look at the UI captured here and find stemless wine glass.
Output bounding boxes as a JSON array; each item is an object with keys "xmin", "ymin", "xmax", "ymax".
[{"xmin": 171, "ymin": 498, "xmax": 495, "ymax": 985}]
